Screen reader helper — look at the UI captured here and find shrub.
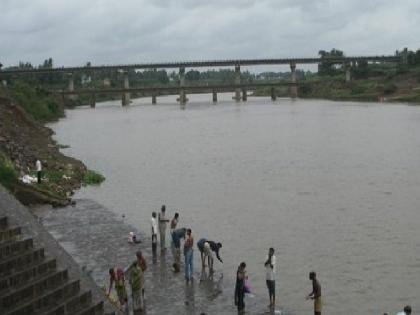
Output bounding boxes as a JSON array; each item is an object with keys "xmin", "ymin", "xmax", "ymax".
[
  {"xmin": 383, "ymin": 83, "xmax": 398, "ymax": 95},
  {"xmin": 0, "ymin": 154, "xmax": 18, "ymax": 190},
  {"xmin": 83, "ymin": 170, "xmax": 105, "ymax": 186}
]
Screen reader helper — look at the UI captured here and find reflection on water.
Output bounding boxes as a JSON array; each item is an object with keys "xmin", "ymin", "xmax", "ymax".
[{"xmin": 49, "ymin": 93, "xmax": 420, "ymax": 315}]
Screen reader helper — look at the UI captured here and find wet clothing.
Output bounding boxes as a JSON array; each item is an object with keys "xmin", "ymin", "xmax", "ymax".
[
  {"xmin": 314, "ymin": 296, "xmax": 322, "ymax": 313},
  {"xmin": 130, "ymin": 264, "xmax": 144, "ymax": 311},
  {"xmin": 265, "ymin": 254, "xmax": 276, "ymax": 281},
  {"xmin": 184, "ymin": 234, "xmax": 194, "ymax": 280},
  {"xmin": 184, "ymin": 247, "xmax": 193, "ymax": 280},
  {"xmin": 172, "ymin": 229, "xmax": 186, "ymax": 270},
  {"xmin": 158, "ymin": 211, "xmax": 168, "ymax": 249},
  {"xmin": 109, "ymin": 268, "xmax": 127, "ymax": 306},
  {"xmin": 151, "ymin": 217, "xmax": 158, "ymax": 237},
  {"xmin": 266, "ymin": 280, "xmax": 275, "ymax": 299},
  {"xmin": 311, "ymin": 279, "xmax": 322, "ymax": 314},
  {"xmin": 235, "ymin": 267, "xmax": 246, "ymax": 312}
]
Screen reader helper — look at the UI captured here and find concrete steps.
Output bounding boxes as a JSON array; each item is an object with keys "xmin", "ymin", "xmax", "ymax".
[
  {"xmin": 0, "ymin": 226, "xmax": 21, "ymax": 242},
  {"xmin": 0, "ymin": 216, "xmax": 108, "ymax": 315},
  {"xmin": 0, "ymin": 217, "xmax": 8, "ymax": 230},
  {"xmin": 43, "ymin": 291, "xmax": 94, "ymax": 315},
  {"xmin": 0, "ymin": 247, "xmax": 45, "ymax": 277},
  {"xmin": 0, "ymin": 238, "xmax": 34, "ymax": 260},
  {"xmin": 1, "ymin": 269, "xmax": 69, "ymax": 308},
  {"xmin": 0, "ymin": 258, "xmax": 57, "ymax": 293},
  {"xmin": 4, "ymin": 279, "xmax": 81, "ymax": 315},
  {"xmin": 74, "ymin": 301, "xmax": 104, "ymax": 315}
]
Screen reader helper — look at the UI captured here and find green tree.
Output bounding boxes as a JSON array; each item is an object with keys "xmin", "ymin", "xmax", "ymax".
[{"xmin": 318, "ymin": 49, "xmax": 345, "ymax": 75}]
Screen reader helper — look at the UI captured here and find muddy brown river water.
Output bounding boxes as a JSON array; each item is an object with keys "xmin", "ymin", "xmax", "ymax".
[{"xmin": 48, "ymin": 93, "xmax": 420, "ymax": 315}]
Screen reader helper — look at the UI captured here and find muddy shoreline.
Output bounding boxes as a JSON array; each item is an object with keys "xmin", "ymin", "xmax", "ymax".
[{"xmin": 0, "ymin": 95, "xmax": 87, "ymax": 206}]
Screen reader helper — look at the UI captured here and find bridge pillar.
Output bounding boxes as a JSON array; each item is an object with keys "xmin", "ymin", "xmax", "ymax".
[
  {"xmin": 152, "ymin": 93, "xmax": 157, "ymax": 105},
  {"xmin": 212, "ymin": 90, "xmax": 217, "ymax": 103},
  {"xmin": 234, "ymin": 64, "xmax": 241, "ymax": 102},
  {"xmin": 242, "ymin": 89, "xmax": 247, "ymax": 101},
  {"xmin": 290, "ymin": 62, "xmax": 298, "ymax": 98},
  {"xmin": 402, "ymin": 47, "xmax": 408, "ymax": 64},
  {"xmin": 90, "ymin": 94, "xmax": 96, "ymax": 108},
  {"xmin": 67, "ymin": 73, "xmax": 77, "ymax": 100},
  {"xmin": 345, "ymin": 63, "xmax": 351, "ymax": 82},
  {"xmin": 179, "ymin": 67, "xmax": 187, "ymax": 108},
  {"xmin": 122, "ymin": 71, "xmax": 130, "ymax": 106},
  {"xmin": 271, "ymin": 87, "xmax": 277, "ymax": 101}
]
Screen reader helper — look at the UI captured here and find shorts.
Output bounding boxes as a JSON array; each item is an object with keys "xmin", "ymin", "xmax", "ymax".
[{"xmin": 266, "ymin": 280, "xmax": 275, "ymax": 297}]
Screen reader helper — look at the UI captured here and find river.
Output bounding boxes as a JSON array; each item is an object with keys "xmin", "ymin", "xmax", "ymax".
[{"xmin": 49, "ymin": 93, "xmax": 420, "ymax": 315}]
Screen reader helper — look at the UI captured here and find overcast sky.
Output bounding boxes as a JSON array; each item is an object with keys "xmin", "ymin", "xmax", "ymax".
[{"xmin": 1, "ymin": 0, "xmax": 420, "ymax": 68}]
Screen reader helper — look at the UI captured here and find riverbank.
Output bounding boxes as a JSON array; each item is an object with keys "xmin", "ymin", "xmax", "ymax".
[
  {"xmin": 0, "ymin": 94, "xmax": 88, "ymax": 206},
  {"xmin": 253, "ymin": 68, "xmax": 420, "ymax": 104}
]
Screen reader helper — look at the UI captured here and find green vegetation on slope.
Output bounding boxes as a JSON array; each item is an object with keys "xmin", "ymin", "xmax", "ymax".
[
  {"xmin": 0, "ymin": 153, "xmax": 18, "ymax": 190},
  {"xmin": 5, "ymin": 81, "xmax": 64, "ymax": 122}
]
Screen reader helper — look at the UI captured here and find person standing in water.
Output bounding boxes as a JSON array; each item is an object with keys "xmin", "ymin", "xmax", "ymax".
[
  {"xmin": 306, "ymin": 271, "xmax": 322, "ymax": 315},
  {"xmin": 264, "ymin": 247, "xmax": 276, "ymax": 308},
  {"xmin": 170, "ymin": 213, "xmax": 179, "ymax": 256},
  {"xmin": 172, "ymin": 227, "xmax": 186, "ymax": 272},
  {"xmin": 234, "ymin": 262, "xmax": 247, "ymax": 314},
  {"xmin": 158, "ymin": 205, "xmax": 170, "ymax": 252},
  {"xmin": 184, "ymin": 228, "xmax": 194, "ymax": 282},
  {"xmin": 151, "ymin": 212, "xmax": 158, "ymax": 256}
]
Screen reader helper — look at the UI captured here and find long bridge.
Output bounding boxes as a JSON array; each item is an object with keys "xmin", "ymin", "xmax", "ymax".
[{"xmin": 0, "ymin": 55, "xmax": 403, "ymax": 107}]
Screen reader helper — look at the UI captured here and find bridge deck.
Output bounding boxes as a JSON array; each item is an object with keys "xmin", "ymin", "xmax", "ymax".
[
  {"xmin": 56, "ymin": 82, "xmax": 298, "ymax": 95},
  {"xmin": 1, "ymin": 56, "xmax": 400, "ymax": 75}
]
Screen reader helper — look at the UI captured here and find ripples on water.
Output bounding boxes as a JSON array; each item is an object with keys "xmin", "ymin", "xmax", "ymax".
[{"xmin": 49, "ymin": 93, "xmax": 420, "ymax": 315}]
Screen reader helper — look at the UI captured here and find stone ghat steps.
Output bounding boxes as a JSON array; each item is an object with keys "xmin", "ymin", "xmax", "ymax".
[
  {"xmin": 0, "ymin": 258, "xmax": 57, "ymax": 293},
  {"xmin": 0, "ymin": 226, "xmax": 21, "ymax": 243},
  {"xmin": 42, "ymin": 291, "xmax": 94, "ymax": 315},
  {"xmin": 0, "ymin": 247, "xmax": 45, "ymax": 277},
  {"xmin": 4, "ymin": 279, "xmax": 81, "ymax": 315},
  {"xmin": 0, "ymin": 216, "xmax": 107, "ymax": 315},
  {"xmin": 0, "ymin": 238, "xmax": 34, "ymax": 260}
]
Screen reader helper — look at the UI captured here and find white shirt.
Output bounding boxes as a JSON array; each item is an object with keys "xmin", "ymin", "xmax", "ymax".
[
  {"xmin": 265, "ymin": 254, "xmax": 276, "ymax": 281},
  {"xmin": 36, "ymin": 160, "xmax": 42, "ymax": 172},
  {"xmin": 151, "ymin": 217, "xmax": 158, "ymax": 235}
]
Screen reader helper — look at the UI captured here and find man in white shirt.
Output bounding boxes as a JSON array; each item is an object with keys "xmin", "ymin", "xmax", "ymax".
[
  {"xmin": 264, "ymin": 247, "xmax": 276, "ymax": 308},
  {"xmin": 36, "ymin": 159, "xmax": 42, "ymax": 184},
  {"xmin": 158, "ymin": 205, "xmax": 169, "ymax": 251},
  {"xmin": 151, "ymin": 212, "xmax": 158, "ymax": 256}
]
